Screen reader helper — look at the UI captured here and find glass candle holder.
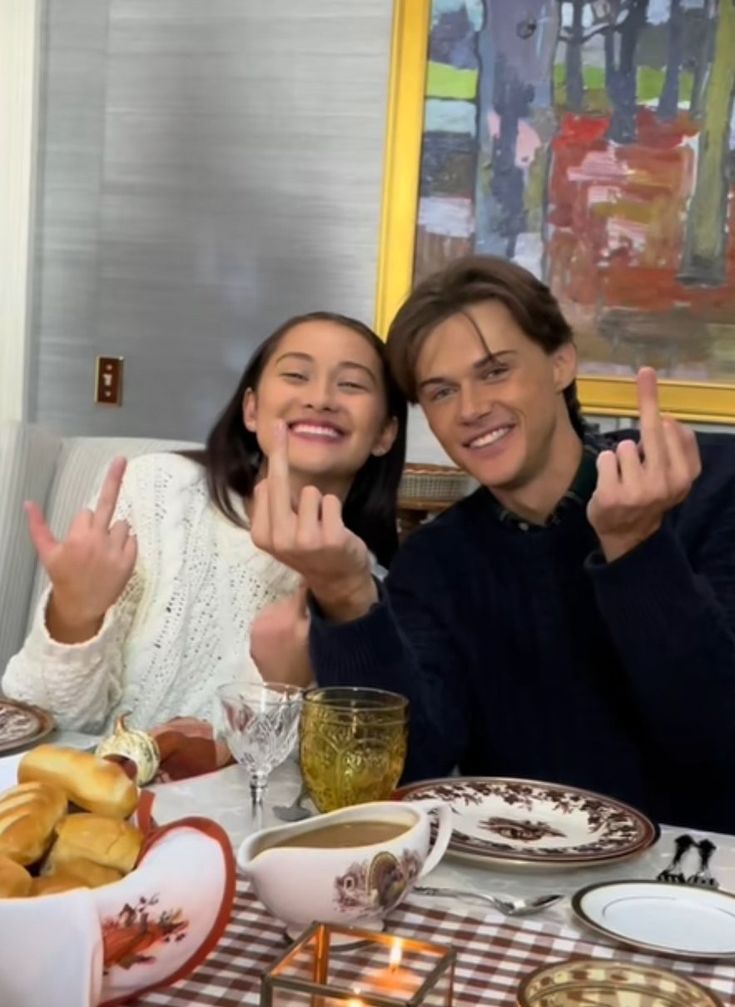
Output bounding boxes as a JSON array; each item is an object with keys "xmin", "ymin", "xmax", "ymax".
[{"xmin": 260, "ymin": 922, "xmax": 455, "ymax": 1006}]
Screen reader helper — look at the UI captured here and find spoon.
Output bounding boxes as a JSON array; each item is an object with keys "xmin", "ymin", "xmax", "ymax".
[
  {"xmin": 412, "ymin": 885, "xmax": 564, "ymax": 917},
  {"xmin": 273, "ymin": 784, "xmax": 312, "ymax": 822}
]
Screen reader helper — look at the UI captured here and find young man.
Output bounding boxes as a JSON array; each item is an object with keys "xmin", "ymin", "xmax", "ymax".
[{"xmin": 252, "ymin": 256, "xmax": 735, "ymax": 833}]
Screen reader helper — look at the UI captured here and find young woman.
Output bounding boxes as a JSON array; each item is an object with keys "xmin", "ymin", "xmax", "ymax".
[{"xmin": 2, "ymin": 312, "xmax": 407, "ymax": 732}]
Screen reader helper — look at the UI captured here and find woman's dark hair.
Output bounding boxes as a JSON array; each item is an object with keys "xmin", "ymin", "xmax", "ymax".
[
  {"xmin": 183, "ymin": 311, "xmax": 407, "ymax": 567},
  {"xmin": 386, "ymin": 255, "xmax": 586, "ymax": 436}
]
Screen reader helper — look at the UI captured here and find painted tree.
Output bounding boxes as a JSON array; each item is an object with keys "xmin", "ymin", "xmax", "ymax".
[
  {"xmin": 475, "ymin": 0, "xmax": 558, "ymax": 259},
  {"xmin": 561, "ymin": 0, "xmax": 586, "ymax": 111},
  {"xmin": 680, "ymin": 0, "xmax": 735, "ymax": 285},
  {"xmin": 555, "ymin": 1, "xmax": 616, "ymax": 112},
  {"xmin": 552, "ymin": 1, "xmax": 650, "ymax": 138},
  {"xmin": 689, "ymin": 0, "xmax": 716, "ymax": 119},
  {"xmin": 657, "ymin": 0, "xmax": 684, "ymax": 121},
  {"xmin": 604, "ymin": 0, "xmax": 650, "ymax": 142}
]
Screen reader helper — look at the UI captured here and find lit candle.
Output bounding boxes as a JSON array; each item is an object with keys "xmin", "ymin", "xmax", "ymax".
[
  {"xmin": 327, "ymin": 985, "xmax": 362, "ymax": 1006},
  {"xmin": 369, "ymin": 938, "xmax": 419, "ymax": 997}
]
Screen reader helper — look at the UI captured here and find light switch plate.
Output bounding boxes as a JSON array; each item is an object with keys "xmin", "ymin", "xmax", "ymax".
[{"xmin": 95, "ymin": 356, "xmax": 124, "ymax": 406}]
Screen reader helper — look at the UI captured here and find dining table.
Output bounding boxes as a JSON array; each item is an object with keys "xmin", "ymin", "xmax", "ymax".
[{"xmin": 3, "ymin": 730, "xmax": 735, "ymax": 1005}]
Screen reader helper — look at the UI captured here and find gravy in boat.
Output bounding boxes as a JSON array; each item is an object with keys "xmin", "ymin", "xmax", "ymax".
[{"xmin": 261, "ymin": 820, "xmax": 409, "ymax": 852}]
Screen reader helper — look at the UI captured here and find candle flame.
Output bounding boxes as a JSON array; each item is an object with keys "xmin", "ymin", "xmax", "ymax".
[{"xmin": 389, "ymin": 937, "xmax": 403, "ymax": 970}]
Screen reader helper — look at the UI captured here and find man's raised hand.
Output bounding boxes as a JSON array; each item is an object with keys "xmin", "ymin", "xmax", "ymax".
[{"xmin": 587, "ymin": 368, "xmax": 701, "ymax": 562}]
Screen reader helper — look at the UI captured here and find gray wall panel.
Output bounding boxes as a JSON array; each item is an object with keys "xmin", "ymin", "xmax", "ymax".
[
  {"xmin": 31, "ymin": 0, "xmax": 393, "ymax": 440},
  {"xmin": 30, "ymin": 0, "xmax": 109, "ymax": 425}
]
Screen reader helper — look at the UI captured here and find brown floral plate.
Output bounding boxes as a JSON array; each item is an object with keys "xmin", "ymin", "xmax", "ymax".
[
  {"xmin": 0, "ymin": 698, "xmax": 55, "ymax": 755},
  {"xmin": 517, "ymin": 957, "xmax": 723, "ymax": 1007},
  {"xmin": 394, "ymin": 777, "xmax": 658, "ymax": 866}
]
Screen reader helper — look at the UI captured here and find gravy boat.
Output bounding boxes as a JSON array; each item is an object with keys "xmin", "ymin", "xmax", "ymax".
[{"xmin": 237, "ymin": 799, "xmax": 452, "ymax": 934}]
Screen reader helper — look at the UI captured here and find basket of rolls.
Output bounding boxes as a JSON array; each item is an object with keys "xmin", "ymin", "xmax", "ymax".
[{"xmin": 0, "ymin": 745, "xmax": 236, "ymax": 1007}]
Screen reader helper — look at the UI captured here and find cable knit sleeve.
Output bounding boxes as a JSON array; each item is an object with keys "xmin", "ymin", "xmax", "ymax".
[{"xmin": 1, "ymin": 462, "xmax": 150, "ymax": 732}]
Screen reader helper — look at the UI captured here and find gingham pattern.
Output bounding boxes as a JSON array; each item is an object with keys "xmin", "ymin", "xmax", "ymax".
[{"xmin": 138, "ymin": 879, "xmax": 735, "ymax": 1006}]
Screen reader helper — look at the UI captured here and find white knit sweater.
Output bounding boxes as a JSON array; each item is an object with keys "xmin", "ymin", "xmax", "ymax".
[{"xmin": 1, "ymin": 453, "xmax": 301, "ymax": 733}]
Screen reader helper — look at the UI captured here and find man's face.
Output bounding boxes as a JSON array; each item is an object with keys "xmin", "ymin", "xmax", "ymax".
[{"xmin": 414, "ymin": 301, "xmax": 576, "ymax": 490}]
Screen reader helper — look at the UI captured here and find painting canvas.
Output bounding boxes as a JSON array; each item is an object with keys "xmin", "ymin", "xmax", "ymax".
[{"xmin": 378, "ymin": 0, "xmax": 735, "ymax": 421}]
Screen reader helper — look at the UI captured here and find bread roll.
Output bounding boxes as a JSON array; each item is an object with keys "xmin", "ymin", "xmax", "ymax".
[
  {"xmin": 0, "ymin": 782, "xmax": 67, "ymax": 865},
  {"xmin": 18, "ymin": 745, "xmax": 138, "ymax": 819},
  {"xmin": 0, "ymin": 781, "xmax": 67, "ymax": 818},
  {"xmin": 32, "ymin": 873, "xmax": 88, "ymax": 896},
  {"xmin": 0, "ymin": 855, "xmax": 32, "ymax": 897},
  {"xmin": 42, "ymin": 856, "xmax": 123, "ymax": 889},
  {"xmin": 49, "ymin": 814, "xmax": 143, "ymax": 875}
]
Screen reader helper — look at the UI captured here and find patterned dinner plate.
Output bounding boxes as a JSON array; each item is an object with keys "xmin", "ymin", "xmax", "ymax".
[
  {"xmin": 517, "ymin": 957, "xmax": 723, "ymax": 1007},
  {"xmin": 0, "ymin": 698, "xmax": 55, "ymax": 755},
  {"xmin": 394, "ymin": 777, "xmax": 658, "ymax": 866}
]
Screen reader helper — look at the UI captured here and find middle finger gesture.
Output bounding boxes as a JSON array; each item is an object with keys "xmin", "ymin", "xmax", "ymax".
[
  {"xmin": 250, "ymin": 422, "xmax": 377, "ymax": 617},
  {"xmin": 587, "ymin": 368, "xmax": 701, "ymax": 562}
]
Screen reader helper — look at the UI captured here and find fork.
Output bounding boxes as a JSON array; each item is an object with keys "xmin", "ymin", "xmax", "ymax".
[
  {"xmin": 687, "ymin": 839, "xmax": 719, "ymax": 888},
  {"xmin": 412, "ymin": 885, "xmax": 563, "ymax": 917},
  {"xmin": 657, "ymin": 833, "xmax": 695, "ymax": 883}
]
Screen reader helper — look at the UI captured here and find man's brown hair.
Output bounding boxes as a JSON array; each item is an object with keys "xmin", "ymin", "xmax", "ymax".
[{"xmin": 386, "ymin": 254, "xmax": 585, "ymax": 434}]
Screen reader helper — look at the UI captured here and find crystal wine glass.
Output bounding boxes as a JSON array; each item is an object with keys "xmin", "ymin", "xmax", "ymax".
[{"xmin": 217, "ymin": 682, "xmax": 303, "ymax": 810}]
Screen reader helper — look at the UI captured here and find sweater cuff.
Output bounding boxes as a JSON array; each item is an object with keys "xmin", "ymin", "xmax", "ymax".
[
  {"xmin": 308, "ymin": 586, "xmax": 407, "ymax": 686},
  {"xmin": 586, "ymin": 523, "xmax": 700, "ymax": 633},
  {"xmin": 33, "ymin": 585, "xmax": 120, "ymax": 656}
]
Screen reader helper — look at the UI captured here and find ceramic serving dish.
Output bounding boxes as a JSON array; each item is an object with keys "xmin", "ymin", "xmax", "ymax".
[{"xmin": 238, "ymin": 798, "xmax": 452, "ymax": 936}]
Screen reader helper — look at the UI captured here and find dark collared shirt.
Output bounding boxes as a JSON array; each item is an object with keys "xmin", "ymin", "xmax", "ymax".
[{"xmin": 487, "ymin": 432, "xmax": 607, "ymax": 531}]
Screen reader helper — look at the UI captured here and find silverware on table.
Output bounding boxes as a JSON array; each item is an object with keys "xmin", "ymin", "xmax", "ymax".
[
  {"xmin": 656, "ymin": 834, "xmax": 719, "ymax": 888},
  {"xmin": 273, "ymin": 784, "xmax": 311, "ymax": 822},
  {"xmin": 687, "ymin": 838, "xmax": 719, "ymax": 888},
  {"xmin": 412, "ymin": 884, "xmax": 563, "ymax": 917},
  {"xmin": 656, "ymin": 833, "xmax": 695, "ymax": 883}
]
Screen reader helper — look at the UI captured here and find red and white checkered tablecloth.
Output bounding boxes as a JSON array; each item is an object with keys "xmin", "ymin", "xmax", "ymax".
[{"xmin": 137, "ymin": 879, "xmax": 735, "ymax": 1006}]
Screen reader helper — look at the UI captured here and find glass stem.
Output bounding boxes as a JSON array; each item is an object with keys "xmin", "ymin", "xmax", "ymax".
[{"xmin": 250, "ymin": 771, "xmax": 268, "ymax": 809}]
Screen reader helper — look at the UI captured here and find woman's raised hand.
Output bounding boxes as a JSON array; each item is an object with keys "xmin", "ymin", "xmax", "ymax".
[
  {"xmin": 250, "ymin": 422, "xmax": 378, "ymax": 621},
  {"xmin": 25, "ymin": 457, "xmax": 138, "ymax": 642}
]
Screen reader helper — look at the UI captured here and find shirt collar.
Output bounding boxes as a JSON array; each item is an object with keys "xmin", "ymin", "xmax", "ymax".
[{"xmin": 487, "ymin": 430, "xmax": 608, "ymax": 532}]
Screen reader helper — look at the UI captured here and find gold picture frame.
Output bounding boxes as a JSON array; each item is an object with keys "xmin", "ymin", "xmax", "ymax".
[{"xmin": 374, "ymin": 0, "xmax": 735, "ymax": 424}]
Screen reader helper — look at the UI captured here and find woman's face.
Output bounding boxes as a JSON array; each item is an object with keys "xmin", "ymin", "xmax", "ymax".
[{"xmin": 243, "ymin": 320, "xmax": 397, "ymax": 493}]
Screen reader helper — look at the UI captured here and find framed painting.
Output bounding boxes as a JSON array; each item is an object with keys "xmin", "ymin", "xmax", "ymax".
[{"xmin": 376, "ymin": 0, "xmax": 735, "ymax": 422}]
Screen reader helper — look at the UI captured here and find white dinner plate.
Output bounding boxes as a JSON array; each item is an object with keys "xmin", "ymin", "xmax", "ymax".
[{"xmin": 572, "ymin": 881, "xmax": 735, "ymax": 959}]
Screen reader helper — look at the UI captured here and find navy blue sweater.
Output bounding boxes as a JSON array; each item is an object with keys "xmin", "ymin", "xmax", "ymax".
[{"xmin": 311, "ymin": 432, "xmax": 735, "ymax": 834}]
